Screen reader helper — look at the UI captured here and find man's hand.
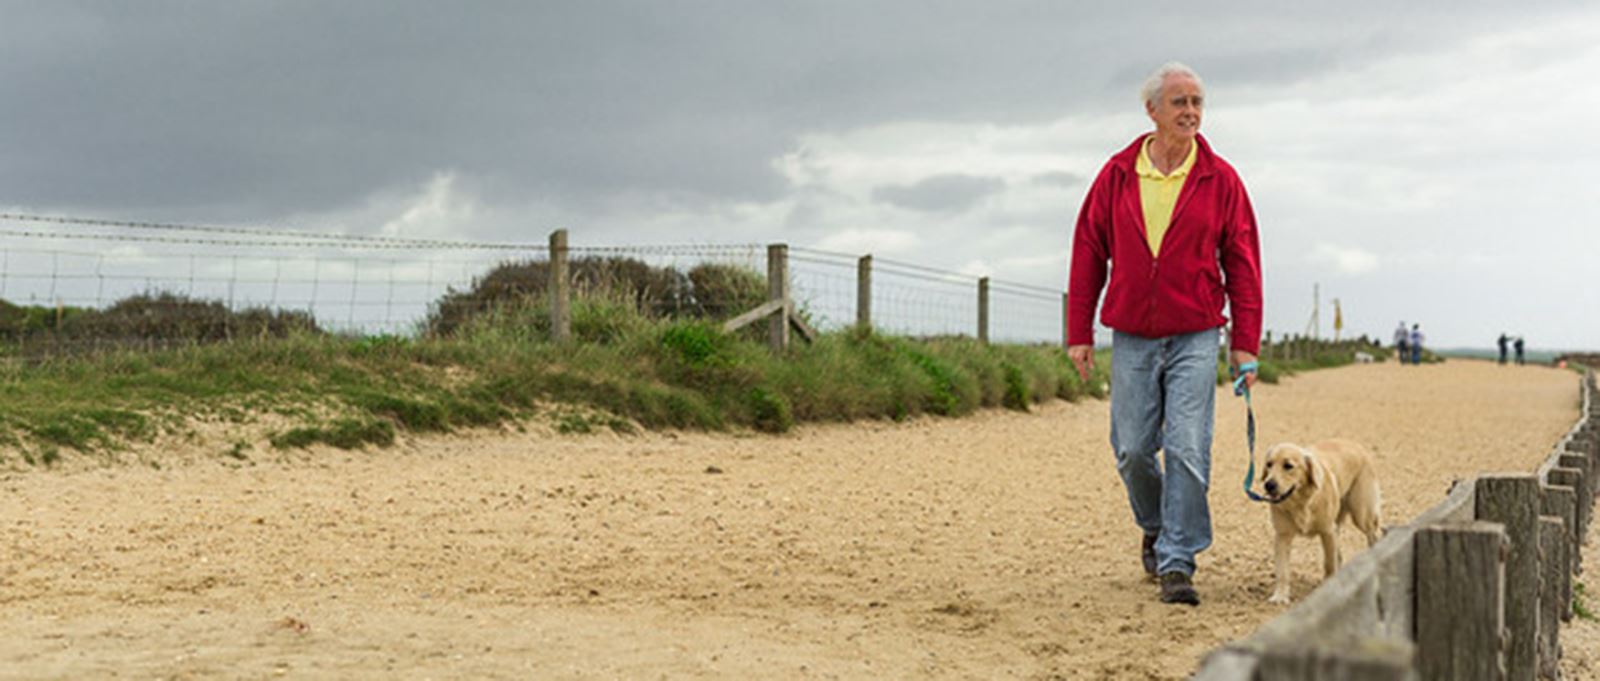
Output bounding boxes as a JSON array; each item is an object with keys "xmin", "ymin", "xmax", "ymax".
[
  {"xmin": 1231, "ymin": 350, "xmax": 1259, "ymax": 391},
  {"xmin": 1068, "ymin": 344, "xmax": 1094, "ymax": 382}
]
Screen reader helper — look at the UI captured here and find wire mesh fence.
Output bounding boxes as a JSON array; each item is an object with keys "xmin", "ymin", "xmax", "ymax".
[
  {"xmin": 0, "ymin": 213, "xmax": 548, "ymax": 339},
  {"xmin": 786, "ymin": 246, "xmax": 1074, "ymax": 343},
  {"xmin": 0, "ymin": 214, "xmax": 1102, "ymax": 357},
  {"xmin": 0, "ymin": 248, "xmax": 529, "ymax": 336}
]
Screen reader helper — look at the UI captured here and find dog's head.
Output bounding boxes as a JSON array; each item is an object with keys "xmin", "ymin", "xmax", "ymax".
[{"xmin": 1261, "ymin": 443, "xmax": 1322, "ymax": 504}]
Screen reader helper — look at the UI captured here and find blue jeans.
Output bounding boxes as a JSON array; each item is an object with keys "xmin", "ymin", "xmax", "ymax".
[{"xmin": 1110, "ymin": 328, "xmax": 1217, "ymax": 577}]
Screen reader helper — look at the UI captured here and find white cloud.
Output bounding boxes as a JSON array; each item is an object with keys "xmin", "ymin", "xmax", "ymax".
[
  {"xmin": 1308, "ymin": 243, "xmax": 1379, "ymax": 276},
  {"xmin": 958, "ymin": 260, "xmax": 993, "ymax": 278},
  {"xmin": 816, "ymin": 228, "xmax": 920, "ymax": 254},
  {"xmin": 378, "ymin": 172, "xmax": 481, "ymax": 239}
]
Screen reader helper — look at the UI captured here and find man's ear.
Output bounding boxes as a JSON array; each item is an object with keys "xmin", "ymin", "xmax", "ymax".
[{"xmin": 1302, "ymin": 452, "xmax": 1321, "ymax": 488}]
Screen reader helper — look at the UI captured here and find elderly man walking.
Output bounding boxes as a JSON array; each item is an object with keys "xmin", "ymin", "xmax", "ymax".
[{"xmin": 1066, "ymin": 62, "xmax": 1263, "ymax": 606}]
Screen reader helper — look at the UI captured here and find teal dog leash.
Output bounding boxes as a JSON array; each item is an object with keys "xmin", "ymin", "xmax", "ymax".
[{"xmin": 1232, "ymin": 361, "xmax": 1269, "ymax": 503}]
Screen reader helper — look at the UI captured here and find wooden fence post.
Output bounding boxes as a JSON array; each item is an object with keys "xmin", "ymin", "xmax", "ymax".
[
  {"xmin": 1061, "ymin": 292, "xmax": 1069, "ymax": 348},
  {"xmin": 1537, "ymin": 515, "xmax": 1565, "ymax": 679},
  {"xmin": 857, "ymin": 255, "xmax": 872, "ymax": 330},
  {"xmin": 1476, "ymin": 475, "xmax": 1540, "ymax": 681},
  {"xmin": 1543, "ymin": 474, "xmax": 1579, "ymax": 620},
  {"xmin": 1416, "ymin": 521, "xmax": 1508, "ymax": 681},
  {"xmin": 768, "ymin": 244, "xmax": 789, "ymax": 353},
  {"xmin": 1557, "ymin": 451, "xmax": 1592, "ymax": 537},
  {"xmin": 977, "ymin": 277, "xmax": 989, "ymax": 344},
  {"xmin": 549, "ymin": 229, "xmax": 570, "ymax": 343}
]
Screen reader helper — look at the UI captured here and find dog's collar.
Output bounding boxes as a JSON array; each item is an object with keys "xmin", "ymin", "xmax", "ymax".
[{"xmin": 1267, "ymin": 485, "xmax": 1297, "ymax": 505}]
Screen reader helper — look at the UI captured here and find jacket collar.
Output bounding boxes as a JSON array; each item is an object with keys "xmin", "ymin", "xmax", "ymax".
[{"xmin": 1112, "ymin": 132, "xmax": 1217, "ymax": 180}]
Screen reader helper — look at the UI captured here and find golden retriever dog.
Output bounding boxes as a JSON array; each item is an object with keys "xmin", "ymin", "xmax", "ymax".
[{"xmin": 1259, "ymin": 439, "xmax": 1383, "ymax": 604}]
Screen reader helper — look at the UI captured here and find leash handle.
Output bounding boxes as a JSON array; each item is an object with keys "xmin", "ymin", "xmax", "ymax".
[{"xmin": 1231, "ymin": 360, "xmax": 1259, "ymax": 396}]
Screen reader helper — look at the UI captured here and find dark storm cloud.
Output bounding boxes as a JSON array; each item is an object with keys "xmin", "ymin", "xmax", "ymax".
[
  {"xmin": 0, "ymin": 1, "xmax": 1575, "ymax": 226},
  {"xmin": 873, "ymin": 174, "xmax": 1006, "ymax": 213}
]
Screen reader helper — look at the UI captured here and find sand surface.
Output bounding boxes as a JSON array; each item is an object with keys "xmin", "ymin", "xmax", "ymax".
[
  {"xmin": 0, "ymin": 359, "xmax": 1588, "ymax": 679},
  {"xmin": 1563, "ymin": 509, "xmax": 1600, "ymax": 680}
]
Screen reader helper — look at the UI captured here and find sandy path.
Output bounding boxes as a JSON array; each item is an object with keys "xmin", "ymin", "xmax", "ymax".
[
  {"xmin": 0, "ymin": 359, "xmax": 1583, "ymax": 679},
  {"xmin": 1561, "ymin": 503, "xmax": 1600, "ymax": 679}
]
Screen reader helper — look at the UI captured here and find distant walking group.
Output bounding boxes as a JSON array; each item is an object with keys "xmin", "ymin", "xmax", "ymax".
[
  {"xmin": 1393, "ymin": 321, "xmax": 1424, "ymax": 365},
  {"xmin": 1497, "ymin": 333, "xmax": 1526, "ymax": 365}
]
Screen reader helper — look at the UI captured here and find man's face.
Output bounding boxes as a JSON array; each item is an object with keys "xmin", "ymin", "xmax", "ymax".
[{"xmin": 1146, "ymin": 75, "xmax": 1203, "ymax": 140}]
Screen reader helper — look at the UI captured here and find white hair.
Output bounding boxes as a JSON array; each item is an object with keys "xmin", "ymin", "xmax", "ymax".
[{"xmin": 1140, "ymin": 62, "xmax": 1204, "ymax": 107}]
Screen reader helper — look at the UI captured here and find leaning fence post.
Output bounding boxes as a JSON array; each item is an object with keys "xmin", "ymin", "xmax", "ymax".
[
  {"xmin": 977, "ymin": 277, "xmax": 989, "ymax": 344},
  {"xmin": 549, "ymin": 229, "xmax": 570, "ymax": 343},
  {"xmin": 1415, "ymin": 521, "xmax": 1509, "ymax": 681},
  {"xmin": 857, "ymin": 255, "xmax": 872, "ymax": 331},
  {"xmin": 1476, "ymin": 474, "xmax": 1540, "ymax": 681},
  {"xmin": 768, "ymin": 244, "xmax": 789, "ymax": 352}
]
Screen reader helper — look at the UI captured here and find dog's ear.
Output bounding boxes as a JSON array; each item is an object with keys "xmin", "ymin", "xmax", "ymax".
[{"xmin": 1302, "ymin": 452, "xmax": 1321, "ymax": 488}]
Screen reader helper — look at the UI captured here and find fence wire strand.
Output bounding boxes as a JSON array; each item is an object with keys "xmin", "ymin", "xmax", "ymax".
[{"xmin": 0, "ymin": 214, "xmax": 1103, "ymax": 352}]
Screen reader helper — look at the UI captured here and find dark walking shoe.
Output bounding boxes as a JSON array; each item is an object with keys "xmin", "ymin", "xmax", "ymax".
[
  {"xmin": 1159, "ymin": 572, "xmax": 1200, "ymax": 606},
  {"xmin": 1141, "ymin": 534, "xmax": 1158, "ymax": 578}
]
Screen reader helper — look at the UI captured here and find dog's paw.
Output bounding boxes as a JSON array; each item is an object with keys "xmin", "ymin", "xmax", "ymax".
[{"xmin": 1267, "ymin": 589, "xmax": 1291, "ymax": 605}]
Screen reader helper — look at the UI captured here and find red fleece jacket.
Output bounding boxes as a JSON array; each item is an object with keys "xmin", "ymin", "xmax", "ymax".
[{"xmin": 1067, "ymin": 133, "xmax": 1262, "ymax": 354}]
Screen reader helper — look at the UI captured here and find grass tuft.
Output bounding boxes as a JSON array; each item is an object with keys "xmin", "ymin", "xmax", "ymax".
[
  {"xmin": 271, "ymin": 417, "xmax": 395, "ymax": 450},
  {"xmin": 747, "ymin": 387, "xmax": 794, "ymax": 434},
  {"xmin": 1001, "ymin": 364, "xmax": 1031, "ymax": 412}
]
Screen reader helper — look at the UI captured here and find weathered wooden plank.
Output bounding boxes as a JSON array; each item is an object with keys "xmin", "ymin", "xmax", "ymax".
[
  {"xmin": 548, "ymin": 229, "xmax": 570, "ymax": 343},
  {"xmin": 1547, "ymin": 469, "xmax": 1583, "ymax": 578},
  {"xmin": 1537, "ymin": 516, "xmax": 1564, "ymax": 680},
  {"xmin": 1412, "ymin": 477, "xmax": 1477, "ymax": 527},
  {"xmin": 1558, "ymin": 452, "xmax": 1592, "ymax": 537},
  {"xmin": 1258, "ymin": 637, "xmax": 1416, "ymax": 681},
  {"xmin": 977, "ymin": 277, "xmax": 989, "ymax": 344},
  {"xmin": 784, "ymin": 300, "xmax": 817, "ymax": 343},
  {"xmin": 1191, "ymin": 647, "xmax": 1258, "ymax": 680},
  {"xmin": 767, "ymin": 244, "xmax": 789, "ymax": 352},
  {"xmin": 856, "ymin": 255, "xmax": 871, "ymax": 330},
  {"xmin": 1541, "ymin": 482, "xmax": 1577, "ymax": 622},
  {"xmin": 1475, "ymin": 475, "xmax": 1540, "ymax": 681},
  {"xmin": 1415, "ymin": 522, "xmax": 1508, "ymax": 681},
  {"xmin": 1060, "ymin": 292, "xmax": 1069, "ymax": 348},
  {"xmin": 721, "ymin": 298, "xmax": 784, "ymax": 334}
]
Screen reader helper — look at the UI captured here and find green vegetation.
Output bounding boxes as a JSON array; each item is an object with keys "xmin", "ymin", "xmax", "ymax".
[
  {"xmin": 0, "ymin": 293, "xmax": 316, "ymax": 345},
  {"xmin": 0, "ymin": 253, "xmax": 1387, "ymax": 467},
  {"xmin": 1220, "ymin": 337, "xmax": 1415, "ymax": 388},
  {"xmin": 0, "ymin": 292, "xmax": 1110, "ymax": 461}
]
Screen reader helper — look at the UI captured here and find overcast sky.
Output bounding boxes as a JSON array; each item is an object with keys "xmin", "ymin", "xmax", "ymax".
[{"xmin": 3, "ymin": 1, "xmax": 1597, "ymax": 348}]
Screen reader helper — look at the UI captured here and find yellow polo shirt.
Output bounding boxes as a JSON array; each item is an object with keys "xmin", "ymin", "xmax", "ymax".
[{"xmin": 1136, "ymin": 136, "xmax": 1197, "ymax": 256}]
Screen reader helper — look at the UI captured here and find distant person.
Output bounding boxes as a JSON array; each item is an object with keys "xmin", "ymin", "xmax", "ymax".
[
  {"xmin": 1067, "ymin": 62, "xmax": 1262, "ymax": 607},
  {"xmin": 1497, "ymin": 333, "xmax": 1510, "ymax": 365},
  {"xmin": 1514, "ymin": 336, "xmax": 1525, "ymax": 365},
  {"xmin": 1394, "ymin": 321, "xmax": 1409, "ymax": 365},
  {"xmin": 1409, "ymin": 324, "xmax": 1424, "ymax": 365}
]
